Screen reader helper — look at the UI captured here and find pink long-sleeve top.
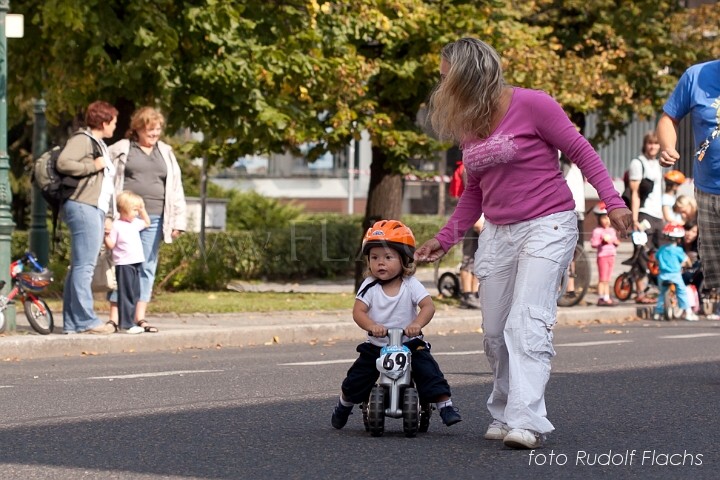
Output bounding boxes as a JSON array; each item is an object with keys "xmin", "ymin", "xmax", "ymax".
[
  {"xmin": 590, "ymin": 226, "xmax": 619, "ymax": 258},
  {"xmin": 435, "ymin": 88, "xmax": 624, "ymax": 252}
]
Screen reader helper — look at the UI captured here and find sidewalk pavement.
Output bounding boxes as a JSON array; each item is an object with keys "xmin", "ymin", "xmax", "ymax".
[{"xmin": 1, "ymin": 241, "xmax": 653, "ymax": 360}]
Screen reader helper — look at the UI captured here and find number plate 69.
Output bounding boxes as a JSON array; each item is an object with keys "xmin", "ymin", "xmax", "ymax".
[{"xmin": 377, "ymin": 345, "xmax": 411, "ymax": 379}]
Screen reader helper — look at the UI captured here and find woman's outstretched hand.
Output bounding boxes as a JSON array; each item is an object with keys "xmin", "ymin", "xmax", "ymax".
[{"xmin": 414, "ymin": 238, "xmax": 445, "ymax": 264}]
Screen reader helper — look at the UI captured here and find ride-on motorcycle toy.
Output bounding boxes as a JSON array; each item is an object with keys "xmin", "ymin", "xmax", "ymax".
[{"xmin": 361, "ymin": 328, "xmax": 432, "ymax": 438}]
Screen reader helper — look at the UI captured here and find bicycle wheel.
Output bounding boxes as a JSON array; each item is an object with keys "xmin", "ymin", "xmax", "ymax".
[
  {"xmin": 558, "ymin": 245, "xmax": 590, "ymax": 307},
  {"xmin": 437, "ymin": 272, "xmax": 460, "ymax": 298},
  {"xmin": 613, "ymin": 273, "xmax": 634, "ymax": 301},
  {"xmin": 24, "ymin": 297, "xmax": 54, "ymax": 335},
  {"xmin": 663, "ymin": 286, "xmax": 682, "ymax": 321}
]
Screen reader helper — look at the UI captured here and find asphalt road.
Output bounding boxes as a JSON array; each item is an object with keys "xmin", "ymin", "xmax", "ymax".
[{"xmin": 0, "ymin": 319, "xmax": 718, "ymax": 480}]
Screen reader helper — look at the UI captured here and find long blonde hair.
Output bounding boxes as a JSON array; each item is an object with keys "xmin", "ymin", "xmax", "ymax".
[{"xmin": 427, "ymin": 38, "xmax": 505, "ymax": 143}]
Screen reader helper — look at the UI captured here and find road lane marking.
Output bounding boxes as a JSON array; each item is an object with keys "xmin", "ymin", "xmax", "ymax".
[
  {"xmin": 555, "ymin": 340, "xmax": 633, "ymax": 347},
  {"xmin": 280, "ymin": 351, "xmax": 483, "ymax": 366},
  {"xmin": 433, "ymin": 350, "xmax": 483, "ymax": 356},
  {"xmin": 89, "ymin": 369, "xmax": 223, "ymax": 380},
  {"xmin": 280, "ymin": 359, "xmax": 356, "ymax": 366},
  {"xmin": 659, "ymin": 333, "xmax": 720, "ymax": 339}
]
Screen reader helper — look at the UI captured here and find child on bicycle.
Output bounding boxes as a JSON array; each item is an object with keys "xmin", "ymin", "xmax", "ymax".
[
  {"xmin": 105, "ymin": 191, "xmax": 151, "ymax": 333},
  {"xmin": 653, "ymin": 223, "xmax": 698, "ymax": 321},
  {"xmin": 590, "ymin": 202, "xmax": 620, "ymax": 306},
  {"xmin": 331, "ymin": 219, "xmax": 462, "ymax": 430}
]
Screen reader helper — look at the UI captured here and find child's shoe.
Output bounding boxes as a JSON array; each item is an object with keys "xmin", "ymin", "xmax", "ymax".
[
  {"xmin": 439, "ymin": 406, "xmax": 462, "ymax": 426},
  {"xmin": 331, "ymin": 402, "xmax": 353, "ymax": 429},
  {"xmin": 684, "ymin": 311, "xmax": 699, "ymax": 321}
]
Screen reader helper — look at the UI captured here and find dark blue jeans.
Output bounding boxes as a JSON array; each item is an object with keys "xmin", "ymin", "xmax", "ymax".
[{"xmin": 340, "ymin": 339, "xmax": 452, "ymax": 404}]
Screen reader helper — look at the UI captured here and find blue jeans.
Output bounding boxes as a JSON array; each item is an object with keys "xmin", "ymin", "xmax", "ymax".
[
  {"xmin": 63, "ymin": 200, "xmax": 105, "ymax": 333},
  {"xmin": 108, "ymin": 214, "xmax": 162, "ymax": 303}
]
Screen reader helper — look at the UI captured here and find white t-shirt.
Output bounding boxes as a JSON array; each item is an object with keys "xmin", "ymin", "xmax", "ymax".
[
  {"xmin": 564, "ymin": 163, "xmax": 585, "ymax": 219},
  {"xmin": 356, "ymin": 276, "xmax": 429, "ymax": 347},
  {"xmin": 628, "ymin": 155, "xmax": 663, "ymax": 220},
  {"xmin": 108, "ymin": 217, "xmax": 147, "ymax": 265}
]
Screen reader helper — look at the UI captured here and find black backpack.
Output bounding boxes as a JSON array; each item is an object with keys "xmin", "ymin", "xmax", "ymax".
[
  {"xmin": 32, "ymin": 132, "xmax": 102, "ymax": 245},
  {"xmin": 620, "ymin": 159, "xmax": 654, "ymax": 209}
]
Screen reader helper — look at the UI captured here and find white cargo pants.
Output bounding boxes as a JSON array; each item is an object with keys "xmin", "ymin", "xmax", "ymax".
[{"xmin": 475, "ymin": 210, "xmax": 577, "ymax": 434}]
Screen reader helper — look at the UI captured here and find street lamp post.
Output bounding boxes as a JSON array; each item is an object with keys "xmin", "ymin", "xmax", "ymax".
[
  {"xmin": 0, "ymin": 0, "xmax": 17, "ymax": 330},
  {"xmin": 30, "ymin": 99, "xmax": 49, "ymax": 266}
]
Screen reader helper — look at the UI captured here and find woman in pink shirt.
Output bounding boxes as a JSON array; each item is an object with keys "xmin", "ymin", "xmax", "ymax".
[{"xmin": 415, "ymin": 38, "xmax": 632, "ymax": 449}]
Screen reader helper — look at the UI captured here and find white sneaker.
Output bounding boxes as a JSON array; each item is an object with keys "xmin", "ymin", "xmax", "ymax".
[
  {"xmin": 484, "ymin": 420, "xmax": 510, "ymax": 440},
  {"xmin": 503, "ymin": 428, "xmax": 545, "ymax": 449},
  {"xmin": 684, "ymin": 311, "xmax": 699, "ymax": 321}
]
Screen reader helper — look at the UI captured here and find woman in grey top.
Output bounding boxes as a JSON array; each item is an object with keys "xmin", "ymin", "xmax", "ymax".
[
  {"xmin": 57, "ymin": 100, "xmax": 119, "ymax": 334},
  {"xmin": 107, "ymin": 107, "xmax": 187, "ymax": 332}
]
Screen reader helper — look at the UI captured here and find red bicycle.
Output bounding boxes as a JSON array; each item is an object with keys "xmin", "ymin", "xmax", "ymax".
[{"xmin": 0, "ymin": 252, "xmax": 54, "ymax": 335}]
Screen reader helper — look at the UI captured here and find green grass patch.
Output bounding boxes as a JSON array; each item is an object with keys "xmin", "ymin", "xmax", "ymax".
[{"xmin": 46, "ymin": 290, "xmax": 460, "ymax": 316}]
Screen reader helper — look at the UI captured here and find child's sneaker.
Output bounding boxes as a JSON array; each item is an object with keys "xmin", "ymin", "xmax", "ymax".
[
  {"xmin": 331, "ymin": 402, "xmax": 353, "ymax": 429},
  {"xmin": 484, "ymin": 420, "xmax": 510, "ymax": 440},
  {"xmin": 439, "ymin": 406, "xmax": 462, "ymax": 426},
  {"xmin": 503, "ymin": 428, "xmax": 545, "ymax": 449},
  {"xmin": 684, "ymin": 311, "xmax": 699, "ymax": 321}
]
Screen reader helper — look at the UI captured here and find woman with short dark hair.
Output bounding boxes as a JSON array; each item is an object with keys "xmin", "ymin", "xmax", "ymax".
[{"xmin": 57, "ymin": 100, "xmax": 119, "ymax": 334}]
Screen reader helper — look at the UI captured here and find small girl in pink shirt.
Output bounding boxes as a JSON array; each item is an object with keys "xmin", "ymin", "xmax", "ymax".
[
  {"xmin": 590, "ymin": 202, "xmax": 620, "ymax": 306},
  {"xmin": 105, "ymin": 191, "xmax": 151, "ymax": 332}
]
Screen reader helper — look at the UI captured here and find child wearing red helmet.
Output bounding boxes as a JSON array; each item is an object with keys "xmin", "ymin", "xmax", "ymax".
[
  {"xmin": 653, "ymin": 223, "xmax": 698, "ymax": 321},
  {"xmin": 331, "ymin": 220, "xmax": 462, "ymax": 430},
  {"xmin": 590, "ymin": 202, "xmax": 620, "ymax": 306}
]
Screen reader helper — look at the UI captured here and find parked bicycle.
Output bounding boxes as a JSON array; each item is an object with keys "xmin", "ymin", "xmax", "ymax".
[
  {"xmin": 557, "ymin": 243, "xmax": 591, "ymax": 307},
  {"xmin": 613, "ymin": 231, "xmax": 659, "ymax": 302},
  {"xmin": 0, "ymin": 252, "xmax": 54, "ymax": 335}
]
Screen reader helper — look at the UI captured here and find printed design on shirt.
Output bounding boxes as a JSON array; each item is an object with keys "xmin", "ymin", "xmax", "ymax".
[
  {"xmin": 695, "ymin": 96, "xmax": 720, "ymax": 162},
  {"xmin": 463, "ymin": 134, "xmax": 517, "ymax": 173}
]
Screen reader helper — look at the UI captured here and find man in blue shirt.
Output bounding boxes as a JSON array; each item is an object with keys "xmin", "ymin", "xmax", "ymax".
[{"xmin": 657, "ymin": 59, "xmax": 720, "ymax": 319}]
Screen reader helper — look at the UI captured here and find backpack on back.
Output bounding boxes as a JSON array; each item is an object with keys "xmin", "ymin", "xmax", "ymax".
[
  {"xmin": 32, "ymin": 132, "xmax": 102, "ymax": 245},
  {"xmin": 620, "ymin": 159, "xmax": 654, "ymax": 209}
]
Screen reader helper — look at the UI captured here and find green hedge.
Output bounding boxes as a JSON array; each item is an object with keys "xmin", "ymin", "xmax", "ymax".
[{"xmin": 13, "ymin": 214, "xmax": 453, "ymax": 292}]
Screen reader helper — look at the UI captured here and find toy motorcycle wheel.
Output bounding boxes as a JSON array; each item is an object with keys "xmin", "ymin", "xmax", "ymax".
[
  {"xmin": 418, "ymin": 402, "xmax": 432, "ymax": 433},
  {"xmin": 24, "ymin": 298, "xmax": 54, "ymax": 335},
  {"xmin": 367, "ymin": 386, "xmax": 385, "ymax": 437},
  {"xmin": 402, "ymin": 387, "xmax": 419, "ymax": 438},
  {"xmin": 360, "ymin": 402, "xmax": 370, "ymax": 432},
  {"xmin": 614, "ymin": 273, "xmax": 633, "ymax": 301},
  {"xmin": 437, "ymin": 272, "xmax": 460, "ymax": 299}
]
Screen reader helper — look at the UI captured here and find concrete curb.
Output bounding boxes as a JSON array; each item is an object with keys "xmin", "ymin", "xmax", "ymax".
[{"xmin": 0, "ymin": 304, "xmax": 646, "ymax": 360}]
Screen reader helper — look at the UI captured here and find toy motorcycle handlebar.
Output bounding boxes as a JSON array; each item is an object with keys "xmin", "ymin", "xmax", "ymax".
[{"xmin": 367, "ymin": 328, "xmax": 423, "ymax": 337}]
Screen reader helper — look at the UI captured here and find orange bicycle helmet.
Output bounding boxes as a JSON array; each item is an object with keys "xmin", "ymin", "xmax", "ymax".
[
  {"xmin": 664, "ymin": 170, "xmax": 686, "ymax": 185},
  {"xmin": 662, "ymin": 222, "xmax": 685, "ymax": 238},
  {"xmin": 362, "ymin": 220, "xmax": 416, "ymax": 261}
]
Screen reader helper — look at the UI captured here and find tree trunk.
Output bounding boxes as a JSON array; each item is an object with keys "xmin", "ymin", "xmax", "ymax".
[{"xmin": 354, "ymin": 147, "xmax": 404, "ymax": 291}]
